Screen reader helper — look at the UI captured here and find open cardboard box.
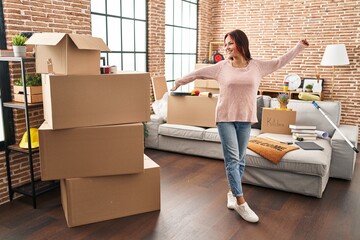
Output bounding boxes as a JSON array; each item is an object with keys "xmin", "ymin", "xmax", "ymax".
[{"xmin": 26, "ymin": 33, "xmax": 110, "ymax": 75}]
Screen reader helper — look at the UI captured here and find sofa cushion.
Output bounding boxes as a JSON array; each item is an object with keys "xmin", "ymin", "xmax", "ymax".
[
  {"xmin": 203, "ymin": 127, "xmax": 262, "ymax": 143},
  {"xmin": 246, "ymin": 133, "xmax": 331, "ymax": 177},
  {"xmin": 159, "ymin": 123, "xmax": 205, "ymax": 140},
  {"xmin": 270, "ymin": 99, "xmax": 341, "ymax": 137}
]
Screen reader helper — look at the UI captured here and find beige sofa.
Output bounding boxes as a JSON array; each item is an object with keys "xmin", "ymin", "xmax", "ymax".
[{"xmin": 145, "ymin": 96, "xmax": 358, "ymax": 198}]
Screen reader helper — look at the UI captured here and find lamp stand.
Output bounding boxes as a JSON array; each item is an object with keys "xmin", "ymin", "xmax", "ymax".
[{"xmin": 331, "ymin": 65, "xmax": 335, "ymax": 100}]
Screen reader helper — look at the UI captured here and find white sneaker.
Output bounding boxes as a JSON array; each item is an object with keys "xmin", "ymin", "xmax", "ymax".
[
  {"xmin": 227, "ymin": 191, "xmax": 236, "ymax": 210},
  {"xmin": 234, "ymin": 202, "xmax": 259, "ymax": 223}
]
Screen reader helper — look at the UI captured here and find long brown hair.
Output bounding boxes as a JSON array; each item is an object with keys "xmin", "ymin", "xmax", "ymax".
[{"xmin": 224, "ymin": 29, "xmax": 252, "ymax": 61}]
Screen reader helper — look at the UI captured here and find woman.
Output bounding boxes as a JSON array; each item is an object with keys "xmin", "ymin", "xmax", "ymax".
[{"xmin": 171, "ymin": 29, "xmax": 309, "ymax": 223}]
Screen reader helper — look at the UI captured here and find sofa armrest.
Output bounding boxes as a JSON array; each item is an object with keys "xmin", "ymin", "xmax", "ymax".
[
  {"xmin": 330, "ymin": 125, "xmax": 359, "ymax": 180},
  {"xmin": 144, "ymin": 114, "xmax": 165, "ymax": 149}
]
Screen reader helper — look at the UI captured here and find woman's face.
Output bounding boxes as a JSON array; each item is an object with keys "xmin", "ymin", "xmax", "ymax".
[{"xmin": 224, "ymin": 35, "xmax": 240, "ymax": 58}]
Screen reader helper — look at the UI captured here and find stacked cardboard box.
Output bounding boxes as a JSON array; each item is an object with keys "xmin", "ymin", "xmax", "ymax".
[{"xmin": 27, "ymin": 33, "xmax": 160, "ymax": 227}]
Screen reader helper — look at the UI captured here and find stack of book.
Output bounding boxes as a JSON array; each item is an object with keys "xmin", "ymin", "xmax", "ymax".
[{"xmin": 289, "ymin": 124, "xmax": 317, "ymax": 140}]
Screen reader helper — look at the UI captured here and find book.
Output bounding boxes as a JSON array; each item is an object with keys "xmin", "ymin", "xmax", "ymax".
[
  {"xmin": 293, "ymin": 133, "xmax": 317, "ymax": 137},
  {"xmin": 289, "ymin": 124, "xmax": 316, "ymax": 130},
  {"xmin": 291, "ymin": 129, "xmax": 316, "ymax": 134},
  {"xmin": 0, "ymin": 50, "xmax": 14, "ymax": 57}
]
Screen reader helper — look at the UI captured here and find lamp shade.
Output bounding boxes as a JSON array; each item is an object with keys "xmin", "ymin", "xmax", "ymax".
[{"xmin": 320, "ymin": 44, "xmax": 350, "ymax": 66}]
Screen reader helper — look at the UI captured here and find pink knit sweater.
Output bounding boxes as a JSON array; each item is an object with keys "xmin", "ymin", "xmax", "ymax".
[{"xmin": 175, "ymin": 42, "xmax": 306, "ymax": 123}]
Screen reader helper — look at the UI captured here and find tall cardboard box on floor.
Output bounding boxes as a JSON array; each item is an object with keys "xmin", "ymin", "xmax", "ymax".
[
  {"xmin": 39, "ymin": 122, "xmax": 144, "ymax": 180},
  {"xmin": 167, "ymin": 95, "xmax": 217, "ymax": 128},
  {"xmin": 26, "ymin": 33, "xmax": 110, "ymax": 75},
  {"xmin": 60, "ymin": 155, "xmax": 161, "ymax": 227},
  {"xmin": 42, "ymin": 73, "xmax": 150, "ymax": 129}
]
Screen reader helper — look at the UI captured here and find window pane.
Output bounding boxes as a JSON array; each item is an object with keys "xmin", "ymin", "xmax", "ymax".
[
  {"xmin": 108, "ymin": 53, "xmax": 122, "ymax": 68},
  {"xmin": 182, "ymin": 2, "xmax": 190, "ymax": 28},
  {"xmin": 173, "ymin": 55, "xmax": 182, "ymax": 79},
  {"xmin": 107, "ymin": 17, "xmax": 121, "ymax": 51},
  {"xmin": 165, "ymin": 0, "xmax": 173, "ymax": 25},
  {"xmin": 189, "ymin": 29, "xmax": 197, "ymax": 53},
  {"xmin": 173, "ymin": 0, "xmax": 182, "ymax": 26},
  {"xmin": 135, "ymin": 0, "xmax": 146, "ymax": 20},
  {"xmin": 173, "ymin": 27, "xmax": 181, "ymax": 53},
  {"xmin": 122, "ymin": 0, "xmax": 134, "ymax": 18},
  {"xmin": 91, "ymin": 0, "xmax": 105, "ymax": 13},
  {"xmin": 122, "ymin": 19, "xmax": 134, "ymax": 51},
  {"xmin": 135, "ymin": 53, "xmax": 146, "ymax": 72},
  {"xmin": 135, "ymin": 21, "xmax": 146, "ymax": 52},
  {"xmin": 165, "ymin": 54, "xmax": 173, "ymax": 81},
  {"xmin": 123, "ymin": 53, "xmax": 135, "ymax": 71},
  {"xmin": 189, "ymin": 4, "xmax": 197, "ymax": 28},
  {"xmin": 189, "ymin": 55, "xmax": 196, "ymax": 71},
  {"xmin": 165, "ymin": 26, "xmax": 173, "ymax": 53},
  {"xmin": 181, "ymin": 55, "xmax": 190, "ymax": 75},
  {"xmin": 91, "ymin": 15, "xmax": 107, "ymax": 41},
  {"xmin": 107, "ymin": 0, "xmax": 120, "ymax": 16},
  {"xmin": 182, "ymin": 28, "xmax": 189, "ymax": 53}
]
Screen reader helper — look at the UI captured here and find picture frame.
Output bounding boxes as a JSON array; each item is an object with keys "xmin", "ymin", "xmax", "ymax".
[{"xmin": 302, "ymin": 78, "xmax": 324, "ymax": 93}]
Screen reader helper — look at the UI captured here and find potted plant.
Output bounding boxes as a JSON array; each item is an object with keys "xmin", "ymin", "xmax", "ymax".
[
  {"xmin": 12, "ymin": 34, "xmax": 28, "ymax": 57},
  {"xmin": 277, "ymin": 93, "xmax": 289, "ymax": 109},
  {"xmin": 305, "ymin": 84, "xmax": 313, "ymax": 92},
  {"xmin": 13, "ymin": 74, "xmax": 42, "ymax": 103}
]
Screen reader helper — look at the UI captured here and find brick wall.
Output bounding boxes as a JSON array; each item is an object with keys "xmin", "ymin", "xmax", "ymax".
[
  {"xmin": 147, "ymin": 0, "xmax": 166, "ymax": 104},
  {"xmin": 198, "ymin": 0, "xmax": 360, "ymax": 135},
  {"xmin": 0, "ymin": 0, "xmax": 92, "ymax": 205}
]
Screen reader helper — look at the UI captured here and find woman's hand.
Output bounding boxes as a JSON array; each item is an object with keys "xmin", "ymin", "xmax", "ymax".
[
  {"xmin": 170, "ymin": 82, "xmax": 180, "ymax": 91},
  {"xmin": 301, "ymin": 39, "xmax": 309, "ymax": 46}
]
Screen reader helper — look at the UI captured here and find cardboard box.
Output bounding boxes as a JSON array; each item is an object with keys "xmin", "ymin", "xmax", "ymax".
[
  {"xmin": 13, "ymin": 85, "xmax": 42, "ymax": 103},
  {"xmin": 167, "ymin": 95, "xmax": 217, "ymax": 128},
  {"xmin": 42, "ymin": 73, "xmax": 150, "ymax": 129},
  {"xmin": 61, "ymin": 155, "xmax": 160, "ymax": 227},
  {"xmin": 39, "ymin": 122, "xmax": 144, "ymax": 180},
  {"xmin": 26, "ymin": 33, "xmax": 110, "ymax": 75},
  {"xmin": 151, "ymin": 76, "xmax": 168, "ymax": 100},
  {"xmin": 194, "ymin": 64, "xmax": 219, "ymax": 94},
  {"xmin": 194, "ymin": 79, "xmax": 219, "ymax": 89},
  {"xmin": 261, "ymin": 108, "xmax": 296, "ymax": 135}
]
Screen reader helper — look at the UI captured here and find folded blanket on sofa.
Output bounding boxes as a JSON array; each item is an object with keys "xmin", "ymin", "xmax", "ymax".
[{"xmin": 247, "ymin": 137, "xmax": 299, "ymax": 164}]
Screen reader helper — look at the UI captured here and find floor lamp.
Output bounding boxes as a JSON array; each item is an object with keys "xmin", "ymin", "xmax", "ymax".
[{"xmin": 320, "ymin": 44, "xmax": 350, "ymax": 100}]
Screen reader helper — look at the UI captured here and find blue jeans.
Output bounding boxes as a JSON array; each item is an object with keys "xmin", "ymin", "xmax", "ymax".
[{"xmin": 217, "ymin": 122, "xmax": 251, "ymax": 197}]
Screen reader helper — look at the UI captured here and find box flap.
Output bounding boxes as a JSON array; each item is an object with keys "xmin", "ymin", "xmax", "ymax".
[
  {"xmin": 26, "ymin": 32, "xmax": 66, "ymax": 46},
  {"xmin": 68, "ymin": 34, "xmax": 110, "ymax": 51}
]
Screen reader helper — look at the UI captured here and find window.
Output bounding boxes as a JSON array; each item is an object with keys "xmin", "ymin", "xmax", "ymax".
[
  {"xmin": 90, "ymin": 0, "xmax": 147, "ymax": 72},
  {"xmin": 165, "ymin": 0, "xmax": 198, "ymax": 92}
]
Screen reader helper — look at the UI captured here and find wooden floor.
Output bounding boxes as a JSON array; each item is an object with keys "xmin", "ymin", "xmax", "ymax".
[{"xmin": 0, "ymin": 148, "xmax": 359, "ymax": 240}]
